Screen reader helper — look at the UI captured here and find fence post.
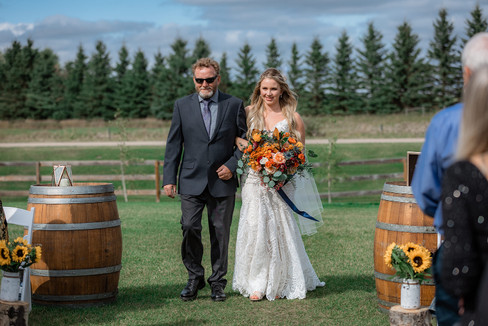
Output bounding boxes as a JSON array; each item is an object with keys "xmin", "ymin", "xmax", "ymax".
[
  {"xmin": 155, "ymin": 160, "xmax": 160, "ymax": 203},
  {"xmin": 36, "ymin": 161, "xmax": 41, "ymax": 184}
]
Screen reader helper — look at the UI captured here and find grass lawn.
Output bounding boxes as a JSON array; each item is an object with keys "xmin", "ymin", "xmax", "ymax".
[
  {"xmin": 5, "ymin": 199, "xmax": 389, "ymax": 326},
  {"xmin": 0, "ymin": 115, "xmax": 432, "ymax": 324}
]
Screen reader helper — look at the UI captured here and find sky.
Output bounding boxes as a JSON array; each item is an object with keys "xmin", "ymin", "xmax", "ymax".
[{"xmin": 0, "ymin": 0, "xmax": 486, "ymax": 71}]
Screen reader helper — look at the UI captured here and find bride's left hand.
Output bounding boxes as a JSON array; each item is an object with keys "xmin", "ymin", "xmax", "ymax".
[{"xmin": 236, "ymin": 137, "xmax": 247, "ymax": 152}]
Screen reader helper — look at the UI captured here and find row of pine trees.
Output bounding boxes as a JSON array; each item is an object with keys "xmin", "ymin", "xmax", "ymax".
[{"xmin": 0, "ymin": 5, "xmax": 487, "ymax": 121}]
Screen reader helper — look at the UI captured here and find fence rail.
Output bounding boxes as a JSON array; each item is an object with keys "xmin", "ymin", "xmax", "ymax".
[
  {"xmin": 0, "ymin": 160, "xmax": 165, "ymax": 201},
  {"xmin": 0, "ymin": 158, "xmax": 406, "ymax": 201}
]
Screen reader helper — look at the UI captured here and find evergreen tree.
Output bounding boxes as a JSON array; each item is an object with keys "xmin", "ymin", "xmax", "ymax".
[
  {"xmin": 61, "ymin": 45, "xmax": 87, "ymax": 119},
  {"xmin": 192, "ymin": 37, "xmax": 211, "ymax": 61},
  {"xmin": 303, "ymin": 37, "xmax": 329, "ymax": 115},
  {"xmin": 428, "ymin": 8, "xmax": 461, "ymax": 109},
  {"xmin": 149, "ymin": 50, "xmax": 166, "ymax": 118},
  {"xmin": 114, "ymin": 45, "xmax": 131, "ymax": 116},
  {"xmin": 0, "ymin": 40, "xmax": 37, "ymax": 119},
  {"xmin": 463, "ymin": 3, "xmax": 488, "ymax": 43},
  {"xmin": 219, "ymin": 52, "xmax": 232, "ymax": 93},
  {"xmin": 288, "ymin": 42, "xmax": 304, "ymax": 96},
  {"xmin": 232, "ymin": 42, "xmax": 258, "ymax": 103},
  {"xmin": 329, "ymin": 31, "xmax": 360, "ymax": 114},
  {"xmin": 264, "ymin": 38, "xmax": 282, "ymax": 70},
  {"xmin": 25, "ymin": 48, "xmax": 62, "ymax": 119},
  {"xmin": 125, "ymin": 49, "xmax": 150, "ymax": 118},
  {"xmin": 386, "ymin": 22, "xmax": 428, "ymax": 113},
  {"xmin": 357, "ymin": 22, "xmax": 389, "ymax": 114},
  {"xmin": 78, "ymin": 40, "xmax": 115, "ymax": 119},
  {"xmin": 151, "ymin": 38, "xmax": 192, "ymax": 119}
]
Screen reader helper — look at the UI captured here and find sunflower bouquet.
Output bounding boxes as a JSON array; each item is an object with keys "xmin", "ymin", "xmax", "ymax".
[
  {"xmin": 384, "ymin": 242, "xmax": 432, "ymax": 283},
  {"xmin": 0, "ymin": 237, "xmax": 41, "ymax": 273},
  {"xmin": 236, "ymin": 128, "xmax": 315, "ymax": 190}
]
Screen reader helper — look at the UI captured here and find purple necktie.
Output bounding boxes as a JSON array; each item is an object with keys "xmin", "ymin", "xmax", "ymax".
[{"xmin": 202, "ymin": 99, "xmax": 211, "ymax": 136}]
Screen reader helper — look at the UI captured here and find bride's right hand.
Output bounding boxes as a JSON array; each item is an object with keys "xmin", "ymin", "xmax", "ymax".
[{"xmin": 236, "ymin": 137, "xmax": 247, "ymax": 152}]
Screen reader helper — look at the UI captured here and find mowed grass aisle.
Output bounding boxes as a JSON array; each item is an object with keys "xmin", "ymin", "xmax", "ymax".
[{"xmin": 7, "ymin": 199, "xmax": 389, "ymax": 326}]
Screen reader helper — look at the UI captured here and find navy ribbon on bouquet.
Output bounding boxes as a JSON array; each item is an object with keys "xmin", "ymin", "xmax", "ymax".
[{"xmin": 277, "ymin": 188, "xmax": 319, "ymax": 222}]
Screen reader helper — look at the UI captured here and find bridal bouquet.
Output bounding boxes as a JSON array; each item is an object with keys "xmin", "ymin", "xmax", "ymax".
[
  {"xmin": 384, "ymin": 242, "xmax": 432, "ymax": 283},
  {"xmin": 236, "ymin": 128, "xmax": 314, "ymax": 190},
  {"xmin": 0, "ymin": 237, "xmax": 42, "ymax": 273}
]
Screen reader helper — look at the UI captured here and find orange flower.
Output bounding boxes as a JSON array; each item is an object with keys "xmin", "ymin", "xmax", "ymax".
[
  {"xmin": 298, "ymin": 153, "xmax": 305, "ymax": 163},
  {"xmin": 273, "ymin": 128, "xmax": 280, "ymax": 139},
  {"xmin": 273, "ymin": 152, "xmax": 285, "ymax": 164},
  {"xmin": 252, "ymin": 133, "xmax": 261, "ymax": 142},
  {"xmin": 288, "ymin": 137, "xmax": 297, "ymax": 144}
]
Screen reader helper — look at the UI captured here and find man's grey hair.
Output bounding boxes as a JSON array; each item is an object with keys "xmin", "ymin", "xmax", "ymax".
[{"xmin": 462, "ymin": 32, "xmax": 488, "ymax": 71}]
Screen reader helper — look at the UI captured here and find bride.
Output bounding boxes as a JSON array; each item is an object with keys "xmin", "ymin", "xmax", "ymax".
[{"xmin": 232, "ymin": 68, "xmax": 325, "ymax": 301}]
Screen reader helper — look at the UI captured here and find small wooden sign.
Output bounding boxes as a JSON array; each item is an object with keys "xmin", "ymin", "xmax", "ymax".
[{"xmin": 52, "ymin": 164, "xmax": 73, "ymax": 186}]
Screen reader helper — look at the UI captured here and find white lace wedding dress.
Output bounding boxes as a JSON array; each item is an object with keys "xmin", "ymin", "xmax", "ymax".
[{"xmin": 232, "ymin": 120, "xmax": 325, "ymax": 300}]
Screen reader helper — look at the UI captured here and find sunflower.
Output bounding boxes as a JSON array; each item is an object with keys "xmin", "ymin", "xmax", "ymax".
[
  {"xmin": 402, "ymin": 242, "xmax": 421, "ymax": 253},
  {"xmin": 14, "ymin": 237, "xmax": 29, "ymax": 247},
  {"xmin": 11, "ymin": 245, "xmax": 28, "ymax": 263},
  {"xmin": 407, "ymin": 248, "xmax": 432, "ymax": 273},
  {"xmin": 34, "ymin": 246, "xmax": 42, "ymax": 263},
  {"xmin": 384, "ymin": 242, "xmax": 397, "ymax": 268},
  {"xmin": 0, "ymin": 240, "xmax": 11, "ymax": 266}
]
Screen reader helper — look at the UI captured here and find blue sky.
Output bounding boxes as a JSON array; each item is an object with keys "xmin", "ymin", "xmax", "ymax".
[{"xmin": 0, "ymin": 0, "xmax": 485, "ymax": 69}]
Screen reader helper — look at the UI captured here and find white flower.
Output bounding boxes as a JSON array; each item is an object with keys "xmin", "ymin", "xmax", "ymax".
[{"xmin": 260, "ymin": 157, "xmax": 268, "ymax": 165}]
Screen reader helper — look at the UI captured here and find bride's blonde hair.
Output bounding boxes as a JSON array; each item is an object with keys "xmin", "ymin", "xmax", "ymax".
[{"xmin": 246, "ymin": 68, "xmax": 300, "ymax": 140}]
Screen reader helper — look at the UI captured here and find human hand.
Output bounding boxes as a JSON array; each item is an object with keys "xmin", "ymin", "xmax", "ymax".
[
  {"xmin": 164, "ymin": 184, "xmax": 177, "ymax": 198},
  {"xmin": 217, "ymin": 165, "xmax": 232, "ymax": 180},
  {"xmin": 458, "ymin": 297, "xmax": 465, "ymax": 316},
  {"xmin": 235, "ymin": 137, "xmax": 247, "ymax": 152}
]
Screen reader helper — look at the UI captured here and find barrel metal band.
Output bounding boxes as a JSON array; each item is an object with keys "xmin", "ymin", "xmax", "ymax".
[
  {"xmin": 29, "ymin": 184, "xmax": 114, "ymax": 195},
  {"xmin": 376, "ymin": 221, "xmax": 436, "ymax": 234},
  {"xmin": 32, "ymin": 291, "xmax": 117, "ymax": 302},
  {"xmin": 383, "ymin": 183, "xmax": 413, "ymax": 195},
  {"xmin": 33, "ymin": 219, "xmax": 121, "ymax": 231},
  {"xmin": 30, "ymin": 264, "xmax": 122, "ymax": 277},
  {"xmin": 28, "ymin": 195, "xmax": 117, "ymax": 205},
  {"xmin": 380, "ymin": 194, "xmax": 417, "ymax": 204},
  {"xmin": 374, "ymin": 271, "xmax": 435, "ymax": 285}
]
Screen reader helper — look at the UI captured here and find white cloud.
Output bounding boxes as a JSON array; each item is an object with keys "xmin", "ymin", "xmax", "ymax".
[{"xmin": 0, "ymin": 22, "xmax": 34, "ymax": 37}]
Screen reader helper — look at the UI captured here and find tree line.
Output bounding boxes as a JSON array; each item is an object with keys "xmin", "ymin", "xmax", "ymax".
[{"xmin": 0, "ymin": 5, "xmax": 486, "ymax": 120}]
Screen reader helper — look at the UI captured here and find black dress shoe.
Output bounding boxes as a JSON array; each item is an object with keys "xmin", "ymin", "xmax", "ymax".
[
  {"xmin": 211, "ymin": 284, "xmax": 226, "ymax": 302},
  {"xmin": 180, "ymin": 279, "xmax": 205, "ymax": 301}
]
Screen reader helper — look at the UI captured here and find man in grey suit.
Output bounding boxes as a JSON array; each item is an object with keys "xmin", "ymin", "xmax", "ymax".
[{"xmin": 163, "ymin": 57, "xmax": 247, "ymax": 302}]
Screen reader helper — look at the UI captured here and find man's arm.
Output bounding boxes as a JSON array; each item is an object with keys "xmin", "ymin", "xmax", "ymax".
[
  {"xmin": 221, "ymin": 100, "xmax": 247, "ymax": 176},
  {"xmin": 162, "ymin": 102, "xmax": 183, "ymax": 191}
]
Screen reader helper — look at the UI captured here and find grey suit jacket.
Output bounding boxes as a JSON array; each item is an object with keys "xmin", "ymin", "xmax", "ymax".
[{"xmin": 162, "ymin": 91, "xmax": 247, "ymax": 197}]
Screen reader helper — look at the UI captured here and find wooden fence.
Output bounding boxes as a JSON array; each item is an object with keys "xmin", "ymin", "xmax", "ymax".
[
  {"xmin": 0, "ymin": 160, "xmax": 165, "ymax": 201},
  {"xmin": 0, "ymin": 158, "xmax": 405, "ymax": 202}
]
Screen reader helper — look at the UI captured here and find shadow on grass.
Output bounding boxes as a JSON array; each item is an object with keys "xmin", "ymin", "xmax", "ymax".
[
  {"xmin": 30, "ymin": 283, "xmax": 235, "ymax": 325},
  {"xmin": 308, "ymin": 273, "xmax": 375, "ymax": 299}
]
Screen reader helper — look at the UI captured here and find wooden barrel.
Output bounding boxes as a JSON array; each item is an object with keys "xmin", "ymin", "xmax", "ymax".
[
  {"xmin": 27, "ymin": 183, "xmax": 122, "ymax": 307},
  {"xmin": 374, "ymin": 181, "xmax": 437, "ymax": 313}
]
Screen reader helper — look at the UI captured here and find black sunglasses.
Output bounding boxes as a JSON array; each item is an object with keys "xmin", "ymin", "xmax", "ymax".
[{"xmin": 195, "ymin": 76, "xmax": 218, "ymax": 84}]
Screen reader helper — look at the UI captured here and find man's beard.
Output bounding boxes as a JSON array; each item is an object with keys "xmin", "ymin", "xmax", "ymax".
[{"xmin": 198, "ymin": 88, "xmax": 214, "ymax": 99}]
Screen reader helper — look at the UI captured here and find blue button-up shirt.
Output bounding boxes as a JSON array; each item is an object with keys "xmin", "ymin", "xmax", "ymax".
[{"xmin": 411, "ymin": 102, "xmax": 463, "ymax": 234}]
